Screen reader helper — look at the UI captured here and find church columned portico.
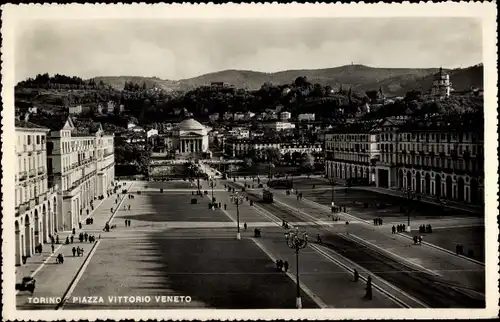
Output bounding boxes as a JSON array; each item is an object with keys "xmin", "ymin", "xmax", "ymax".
[{"xmin": 180, "ymin": 138, "xmax": 204, "ymax": 153}]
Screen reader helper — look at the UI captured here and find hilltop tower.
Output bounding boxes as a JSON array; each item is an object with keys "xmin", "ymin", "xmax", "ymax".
[{"xmin": 431, "ymin": 67, "xmax": 452, "ymax": 99}]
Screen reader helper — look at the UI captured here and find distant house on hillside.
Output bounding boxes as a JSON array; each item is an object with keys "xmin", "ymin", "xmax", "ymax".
[{"xmin": 69, "ymin": 105, "xmax": 83, "ymax": 115}]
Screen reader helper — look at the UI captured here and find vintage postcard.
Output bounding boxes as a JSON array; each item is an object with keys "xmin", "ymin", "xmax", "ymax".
[{"xmin": 1, "ymin": 2, "xmax": 498, "ymax": 321}]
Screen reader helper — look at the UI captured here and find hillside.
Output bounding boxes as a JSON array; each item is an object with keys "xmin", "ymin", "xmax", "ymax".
[
  {"xmin": 89, "ymin": 64, "xmax": 482, "ymax": 95},
  {"xmin": 178, "ymin": 65, "xmax": 441, "ymax": 94},
  {"xmin": 92, "ymin": 76, "xmax": 181, "ymax": 91},
  {"xmin": 393, "ymin": 64, "xmax": 484, "ymax": 95}
]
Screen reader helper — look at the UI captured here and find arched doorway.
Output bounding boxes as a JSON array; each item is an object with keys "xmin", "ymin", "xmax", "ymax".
[
  {"xmin": 457, "ymin": 178, "xmax": 465, "ymax": 201},
  {"xmin": 24, "ymin": 214, "xmax": 32, "ymax": 257},
  {"xmin": 470, "ymin": 179, "xmax": 479, "ymax": 204},
  {"xmin": 425, "ymin": 173, "xmax": 431, "ymax": 195},
  {"xmin": 15, "ymin": 220, "xmax": 21, "ymax": 266},
  {"xmin": 34, "ymin": 209, "xmax": 41, "ymax": 247},
  {"xmin": 42, "ymin": 205, "xmax": 48, "ymax": 242},
  {"xmin": 446, "ymin": 176, "xmax": 453, "ymax": 199},
  {"xmin": 406, "ymin": 171, "xmax": 412, "ymax": 190},
  {"xmin": 415, "ymin": 172, "xmax": 421, "ymax": 193},
  {"xmin": 398, "ymin": 170, "xmax": 403, "ymax": 189},
  {"xmin": 435, "ymin": 175, "xmax": 442, "ymax": 197}
]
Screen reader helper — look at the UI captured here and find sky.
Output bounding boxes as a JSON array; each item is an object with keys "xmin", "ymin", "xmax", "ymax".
[{"xmin": 15, "ymin": 18, "xmax": 482, "ymax": 82}]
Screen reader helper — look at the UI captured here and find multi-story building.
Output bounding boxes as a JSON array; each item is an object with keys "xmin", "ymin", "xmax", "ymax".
[
  {"xmin": 226, "ymin": 138, "xmax": 321, "ymax": 160},
  {"xmin": 280, "ymin": 111, "xmax": 292, "ymax": 121},
  {"xmin": 15, "ymin": 119, "xmax": 58, "ymax": 266},
  {"xmin": 324, "ymin": 121, "xmax": 379, "ymax": 185},
  {"xmin": 324, "ymin": 115, "xmax": 484, "ymax": 205},
  {"xmin": 298, "ymin": 113, "xmax": 316, "ymax": 122},
  {"xmin": 68, "ymin": 105, "xmax": 83, "ymax": 115},
  {"xmin": 32, "ymin": 116, "xmax": 115, "ymax": 231},
  {"xmin": 263, "ymin": 121, "xmax": 296, "ymax": 131}
]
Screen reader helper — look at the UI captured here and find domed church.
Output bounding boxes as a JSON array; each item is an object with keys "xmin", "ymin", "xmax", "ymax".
[{"xmin": 172, "ymin": 118, "xmax": 210, "ymax": 157}]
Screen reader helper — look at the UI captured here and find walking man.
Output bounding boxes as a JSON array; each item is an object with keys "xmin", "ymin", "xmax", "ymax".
[
  {"xmin": 365, "ymin": 276, "xmax": 373, "ymax": 300},
  {"xmin": 244, "ymin": 223, "xmax": 247, "ymax": 231},
  {"xmin": 284, "ymin": 261, "xmax": 289, "ymax": 272},
  {"xmin": 353, "ymin": 269, "xmax": 359, "ymax": 282}
]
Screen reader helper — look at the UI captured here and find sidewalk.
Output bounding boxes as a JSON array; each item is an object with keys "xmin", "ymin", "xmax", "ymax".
[{"xmin": 16, "ymin": 183, "xmax": 133, "ymax": 308}]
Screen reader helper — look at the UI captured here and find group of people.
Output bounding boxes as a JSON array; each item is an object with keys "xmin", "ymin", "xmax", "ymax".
[
  {"xmin": 276, "ymin": 259, "xmax": 289, "ymax": 272},
  {"xmin": 392, "ymin": 224, "xmax": 407, "ymax": 233},
  {"xmin": 55, "ymin": 253, "xmax": 64, "ymax": 264},
  {"xmin": 85, "ymin": 217, "xmax": 94, "ymax": 225},
  {"xmin": 412, "ymin": 235, "xmax": 423, "ymax": 245},
  {"xmin": 127, "ymin": 194, "xmax": 135, "ymax": 199},
  {"xmin": 331, "ymin": 216, "xmax": 341, "ymax": 222},
  {"xmin": 331, "ymin": 206, "xmax": 345, "ymax": 213},
  {"xmin": 124, "ymin": 220, "xmax": 132, "ymax": 227},
  {"xmin": 78, "ymin": 232, "xmax": 97, "ymax": 243},
  {"xmin": 373, "ymin": 218, "xmax": 384, "ymax": 226},
  {"xmin": 418, "ymin": 224, "xmax": 433, "ymax": 233},
  {"xmin": 123, "ymin": 204, "xmax": 131, "ymax": 211},
  {"xmin": 71, "ymin": 246, "xmax": 85, "ymax": 257},
  {"xmin": 34, "ymin": 243, "xmax": 43, "ymax": 254}
]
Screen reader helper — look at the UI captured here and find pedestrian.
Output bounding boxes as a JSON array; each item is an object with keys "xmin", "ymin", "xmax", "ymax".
[
  {"xmin": 72, "ymin": 247, "xmax": 76, "ymax": 257},
  {"xmin": 284, "ymin": 261, "xmax": 289, "ymax": 272},
  {"xmin": 224, "ymin": 204, "xmax": 227, "ymax": 210},
  {"xmin": 51, "ymin": 244, "xmax": 55, "ymax": 253},
  {"xmin": 276, "ymin": 259, "xmax": 280, "ymax": 271},
  {"xmin": 70, "ymin": 235, "xmax": 74, "ymax": 243},
  {"xmin": 380, "ymin": 218, "xmax": 383, "ymax": 225},
  {"xmin": 128, "ymin": 205, "xmax": 131, "ymax": 211},
  {"xmin": 402, "ymin": 224, "xmax": 406, "ymax": 232},
  {"xmin": 56, "ymin": 235, "xmax": 59, "ymax": 244},
  {"xmin": 365, "ymin": 276, "xmax": 372, "ymax": 300},
  {"xmin": 84, "ymin": 233, "xmax": 88, "ymax": 242},
  {"xmin": 413, "ymin": 235, "xmax": 418, "ymax": 245},
  {"xmin": 244, "ymin": 223, "xmax": 247, "ymax": 231},
  {"xmin": 392, "ymin": 225, "xmax": 396, "ymax": 234},
  {"xmin": 128, "ymin": 220, "xmax": 131, "ymax": 227},
  {"xmin": 317, "ymin": 234, "xmax": 322, "ymax": 243},
  {"xmin": 418, "ymin": 235, "xmax": 422, "ymax": 245},
  {"xmin": 125, "ymin": 220, "xmax": 128, "ymax": 227},
  {"xmin": 373, "ymin": 218, "xmax": 376, "ymax": 226},
  {"xmin": 353, "ymin": 269, "xmax": 359, "ymax": 282}
]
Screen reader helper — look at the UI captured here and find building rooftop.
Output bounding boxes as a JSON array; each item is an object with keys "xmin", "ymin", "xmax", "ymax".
[{"xmin": 15, "ymin": 119, "xmax": 49, "ymax": 130}]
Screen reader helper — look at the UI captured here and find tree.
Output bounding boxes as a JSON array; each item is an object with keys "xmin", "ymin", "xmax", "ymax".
[
  {"xmin": 301, "ymin": 153, "xmax": 315, "ymax": 177},
  {"xmin": 243, "ymin": 157, "xmax": 253, "ymax": 169},
  {"xmin": 265, "ymin": 147, "xmax": 281, "ymax": 178}
]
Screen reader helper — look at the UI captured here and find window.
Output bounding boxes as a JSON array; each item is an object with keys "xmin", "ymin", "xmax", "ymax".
[
  {"xmin": 27, "ymin": 135, "xmax": 31, "ymax": 145},
  {"xmin": 36, "ymin": 136, "xmax": 40, "ymax": 144}
]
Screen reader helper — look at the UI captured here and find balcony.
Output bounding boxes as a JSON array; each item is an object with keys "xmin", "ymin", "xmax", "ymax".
[
  {"xmin": 37, "ymin": 167, "xmax": 44, "ymax": 175},
  {"xmin": 18, "ymin": 202, "xmax": 29, "ymax": 215},
  {"xmin": 29, "ymin": 198, "xmax": 36, "ymax": 209},
  {"xmin": 28, "ymin": 169, "xmax": 36, "ymax": 178}
]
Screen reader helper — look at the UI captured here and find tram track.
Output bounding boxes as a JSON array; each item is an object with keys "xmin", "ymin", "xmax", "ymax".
[{"xmin": 226, "ymin": 182, "xmax": 485, "ymax": 308}]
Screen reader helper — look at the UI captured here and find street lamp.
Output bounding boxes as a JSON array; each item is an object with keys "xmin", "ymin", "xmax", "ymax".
[
  {"xmin": 210, "ymin": 179, "xmax": 216, "ymax": 200},
  {"xmin": 329, "ymin": 176, "xmax": 336, "ymax": 209},
  {"xmin": 230, "ymin": 192, "xmax": 244, "ymax": 240},
  {"xmin": 285, "ymin": 227, "xmax": 308, "ymax": 309},
  {"xmin": 403, "ymin": 188, "xmax": 417, "ymax": 232}
]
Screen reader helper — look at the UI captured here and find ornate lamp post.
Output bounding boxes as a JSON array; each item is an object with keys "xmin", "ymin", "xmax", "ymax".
[
  {"xmin": 403, "ymin": 188, "xmax": 416, "ymax": 232},
  {"xmin": 329, "ymin": 176, "xmax": 336, "ymax": 210},
  {"xmin": 210, "ymin": 179, "xmax": 216, "ymax": 200},
  {"xmin": 284, "ymin": 227, "xmax": 308, "ymax": 309},
  {"xmin": 230, "ymin": 192, "xmax": 244, "ymax": 240}
]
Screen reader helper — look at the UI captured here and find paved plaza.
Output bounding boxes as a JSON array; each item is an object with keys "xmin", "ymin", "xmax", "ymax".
[{"xmin": 16, "ymin": 178, "xmax": 485, "ymax": 310}]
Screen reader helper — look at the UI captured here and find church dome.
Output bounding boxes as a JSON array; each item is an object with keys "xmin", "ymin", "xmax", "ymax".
[{"xmin": 178, "ymin": 118, "xmax": 205, "ymax": 131}]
